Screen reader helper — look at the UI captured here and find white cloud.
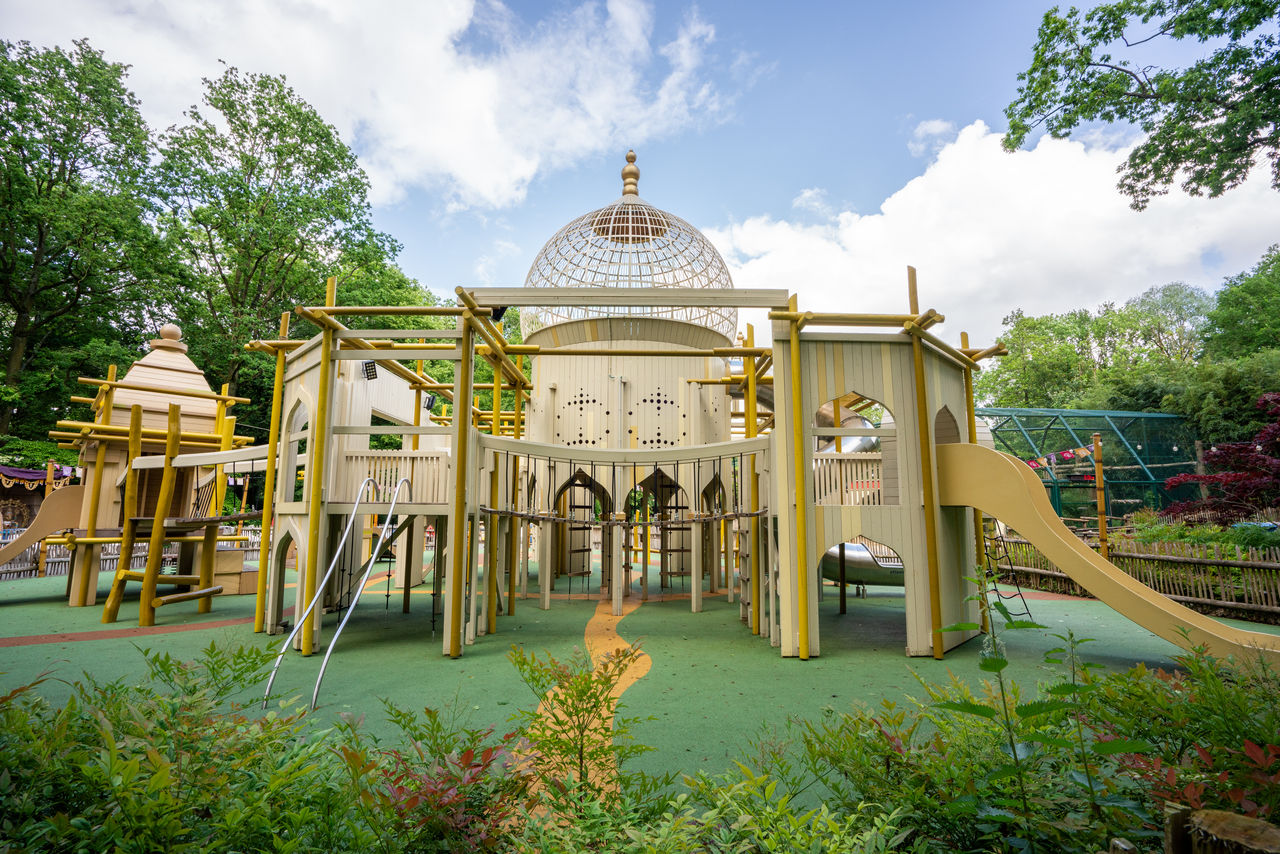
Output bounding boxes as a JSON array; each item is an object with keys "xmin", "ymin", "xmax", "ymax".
[
  {"xmin": 907, "ymin": 118, "xmax": 957, "ymax": 157},
  {"xmin": 473, "ymin": 239, "xmax": 522, "ymax": 284},
  {"xmin": 705, "ymin": 121, "xmax": 1280, "ymax": 348},
  {"xmin": 3, "ymin": 0, "xmax": 726, "ymax": 209},
  {"xmin": 791, "ymin": 187, "xmax": 832, "ymax": 217}
]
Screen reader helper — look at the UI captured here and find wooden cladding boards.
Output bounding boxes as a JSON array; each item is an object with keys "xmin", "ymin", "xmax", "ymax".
[{"xmin": 528, "ymin": 348, "xmax": 728, "ymax": 452}]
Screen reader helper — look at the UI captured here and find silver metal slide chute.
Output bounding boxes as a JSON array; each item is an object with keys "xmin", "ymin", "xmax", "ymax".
[{"xmin": 262, "ymin": 477, "xmax": 411, "ymax": 709}]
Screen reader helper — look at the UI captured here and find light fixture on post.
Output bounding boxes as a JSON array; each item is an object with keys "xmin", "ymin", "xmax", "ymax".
[
  {"xmin": 423, "ymin": 393, "xmax": 436, "ymax": 410},
  {"xmin": 362, "ymin": 360, "xmax": 378, "ymax": 380}
]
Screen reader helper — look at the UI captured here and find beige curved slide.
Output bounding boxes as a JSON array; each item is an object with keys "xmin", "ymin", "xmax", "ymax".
[
  {"xmin": 0, "ymin": 485, "xmax": 85, "ymax": 570},
  {"xmin": 936, "ymin": 443, "xmax": 1280, "ymax": 665}
]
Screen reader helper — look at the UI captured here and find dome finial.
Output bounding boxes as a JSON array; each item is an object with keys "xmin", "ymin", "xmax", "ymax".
[{"xmin": 621, "ymin": 149, "xmax": 639, "ymax": 196}]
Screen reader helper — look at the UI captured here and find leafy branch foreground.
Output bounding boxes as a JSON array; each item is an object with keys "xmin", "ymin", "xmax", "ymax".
[{"xmin": 1, "ymin": 629, "xmax": 1278, "ymax": 853}]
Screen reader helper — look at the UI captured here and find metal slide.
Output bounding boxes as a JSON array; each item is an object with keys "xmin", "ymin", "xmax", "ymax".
[
  {"xmin": 262, "ymin": 477, "xmax": 409, "ymax": 708},
  {"xmin": 311, "ymin": 478, "xmax": 412, "ymax": 709},
  {"xmin": 0, "ymin": 485, "xmax": 85, "ymax": 571},
  {"xmin": 935, "ymin": 442, "xmax": 1280, "ymax": 664}
]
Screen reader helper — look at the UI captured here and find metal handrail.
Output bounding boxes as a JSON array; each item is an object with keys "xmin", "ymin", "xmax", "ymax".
[
  {"xmin": 262, "ymin": 477, "xmax": 379, "ymax": 709},
  {"xmin": 312, "ymin": 477, "xmax": 412, "ymax": 709}
]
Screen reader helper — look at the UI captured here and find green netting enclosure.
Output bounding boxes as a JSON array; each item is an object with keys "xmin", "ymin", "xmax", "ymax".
[{"xmin": 975, "ymin": 407, "xmax": 1202, "ymax": 521}]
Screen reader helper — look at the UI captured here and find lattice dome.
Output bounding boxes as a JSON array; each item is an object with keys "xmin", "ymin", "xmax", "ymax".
[{"xmin": 521, "ymin": 152, "xmax": 737, "ymax": 342}]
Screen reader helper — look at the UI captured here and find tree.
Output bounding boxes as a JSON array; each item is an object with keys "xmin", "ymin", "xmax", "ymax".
[
  {"xmin": 0, "ymin": 39, "xmax": 170, "ymax": 434},
  {"xmin": 1125, "ymin": 281, "xmax": 1212, "ymax": 361},
  {"xmin": 1165, "ymin": 392, "xmax": 1280, "ymax": 521},
  {"xmin": 156, "ymin": 65, "xmax": 399, "ymax": 396},
  {"xmin": 1202, "ymin": 244, "xmax": 1280, "ymax": 358},
  {"xmin": 1005, "ymin": 1, "xmax": 1280, "ymax": 209}
]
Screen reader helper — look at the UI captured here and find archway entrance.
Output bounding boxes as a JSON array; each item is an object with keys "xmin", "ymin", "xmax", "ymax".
[{"xmin": 550, "ymin": 469, "xmax": 613, "ymax": 597}]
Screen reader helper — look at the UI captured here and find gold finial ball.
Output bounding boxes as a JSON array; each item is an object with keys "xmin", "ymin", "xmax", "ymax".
[
  {"xmin": 621, "ymin": 149, "xmax": 640, "ymax": 196},
  {"xmin": 159, "ymin": 323, "xmax": 182, "ymax": 341}
]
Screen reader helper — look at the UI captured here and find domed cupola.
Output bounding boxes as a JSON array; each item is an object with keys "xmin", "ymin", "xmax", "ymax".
[{"xmin": 521, "ymin": 151, "xmax": 737, "ymax": 347}]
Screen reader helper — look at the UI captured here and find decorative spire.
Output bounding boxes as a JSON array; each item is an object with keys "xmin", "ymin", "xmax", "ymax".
[{"xmin": 621, "ymin": 149, "xmax": 639, "ymax": 196}]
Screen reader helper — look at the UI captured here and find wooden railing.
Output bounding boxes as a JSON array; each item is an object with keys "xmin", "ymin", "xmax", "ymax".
[
  {"xmin": 339, "ymin": 450, "xmax": 450, "ymax": 504},
  {"xmin": 813, "ymin": 453, "xmax": 882, "ymax": 506},
  {"xmin": 1000, "ymin": 535, "xmax": 1280, "ymax": 624}
]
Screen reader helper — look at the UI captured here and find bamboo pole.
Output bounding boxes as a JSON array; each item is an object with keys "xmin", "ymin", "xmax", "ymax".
[
  {"xmin": 102, "ymin": 406, "xmax": 144, "ymax": 623},
  {"xmin": 74, "ymin": 364, "xmax": 116, "ymax": 607},
  {"xmin": 140, "ymin": 404, "xmax": 182, "ymax": 627},
  {"xmin": 254, "ymin": 312, "xmax": 289, "ymax": 633},
  {"xmin": 961, "ymin": 332, "xmax": 990, "ymax": 634},
  {"xmin": 787, "ymin": 296, "xmax": 811, "ymax": 660},
  {"xmin": 1094, "ymin": 433, "xmax": 1109, "ymax": 561},
  {"xmin": 744, "ymin": 325, "xmax": 762, "ymax": 636},
  {"xmin": 908, "ymin": 268, "xmax": 945, "ymax": 660},
  {"xmin": 448, "ymin": 314, "xmax": 475, "ymax": 658},
  {"xmin": 301, "ymin": 278, "xmax": 337, "ymax": 655}
]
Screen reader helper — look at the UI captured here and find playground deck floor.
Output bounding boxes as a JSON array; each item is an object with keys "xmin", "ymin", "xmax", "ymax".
[{"xmin": 3, "ymin": 565, "xmax": 1277, "ymax": 780}]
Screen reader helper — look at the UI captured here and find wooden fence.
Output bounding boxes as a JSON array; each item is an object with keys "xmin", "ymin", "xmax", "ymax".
[
  {"xmin": 1000, "ymin": 535, "xmax": 1280, "ymax": 624},
  {"xmin": 813, "ymin": 452, "xmax": 882, "ymax": 506}
]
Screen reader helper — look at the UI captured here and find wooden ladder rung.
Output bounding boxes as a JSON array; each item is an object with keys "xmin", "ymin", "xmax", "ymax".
[
  {"xmin": 153, "ymin": 586, "xmax": 223, "ymax": 607},
  {"xmin": 157, "ymin": 574, "xmax": 204, "ymax": 586}
]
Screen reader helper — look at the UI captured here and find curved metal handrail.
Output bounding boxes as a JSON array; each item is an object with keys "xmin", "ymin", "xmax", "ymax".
[
  {"xmin": 262, "ymin": 477, "xmax": 379, "ymax": 709},
  {"xmin": 312, "ymin": 477, "xmax": 412, "ymax": 710}
]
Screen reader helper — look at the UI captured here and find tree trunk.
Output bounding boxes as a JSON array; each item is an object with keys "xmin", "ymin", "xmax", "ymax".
[{"xmin": 0, "ymin": 310, "xmax": 32, "ymax": 435}]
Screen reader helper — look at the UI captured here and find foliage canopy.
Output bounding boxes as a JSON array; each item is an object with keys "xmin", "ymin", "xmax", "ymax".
[{"xmin": 1005, "ymin": 0, "xmax": 1280, "ymax": 209}]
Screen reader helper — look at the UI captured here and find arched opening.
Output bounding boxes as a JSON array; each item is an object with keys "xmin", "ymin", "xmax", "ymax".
[
  {"xmin": 550, "ymin": 468, "xmax": 614, "ymax": 595},
  {"xmin": 812, "ymin": 391, "xmax": 897, "ymax": 506},
  {"xmin": 634, "ymin": 467, "xmax": 690, "ymax": 592},
  {"xmin": 700, "ymin": 475, "xmax": 728, "ymax": 593},
  {"xmin": 935, "ymin": 405, "xmax": 961, "ymax": 445},
  {"xmin": 816, "ymin": 531, "xmax": 908, "ymax": 650},
  {"xmin": 283, "ymin": 401, "xmax": 310, "ymax": 503}
]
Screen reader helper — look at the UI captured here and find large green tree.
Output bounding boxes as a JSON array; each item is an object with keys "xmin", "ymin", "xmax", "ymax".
[
  {"xmin": 0, "ymin": 39, "xmax": 170, "ymax": 435},
  {"xmin": 1005, "ymin": 0, "xmax": 1280, "ymax": 209},
  {"xmin": 1201, "ymin": 244, "xmax": 1280, "ymax": 358},
  {"xmin": 157, "ymin": 65, "xmax": 399, "ymax": 397}
]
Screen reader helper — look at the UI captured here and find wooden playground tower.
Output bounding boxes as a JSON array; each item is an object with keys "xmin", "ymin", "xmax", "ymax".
[
  {"xmin": 237, "ymin": 153, "xmax": 1007, "ymax": 665},
  {"xmin": 50, "ymin": 324, "xmax": 257, "ymax": 625}
]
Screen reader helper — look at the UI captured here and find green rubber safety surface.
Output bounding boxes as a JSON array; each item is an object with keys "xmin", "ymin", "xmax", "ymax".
[{"xmin": 3, "ymin": 568, "xmax": 1278, "ymax": 781}]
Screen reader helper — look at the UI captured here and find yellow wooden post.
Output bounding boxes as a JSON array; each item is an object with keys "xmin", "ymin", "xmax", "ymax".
[
  {"xmin": 1094, "ymin": 433, "xmax": 1109, "ymax": 561},
  {"xmin": 486, "ymin": 452, "xmax": 499, "ymax": 635},
  {"xmin": 102, "ymin": 406, "xmax": 144, "ymax": 622},
  {"xmin": 254, "ymin": 312, "xmax": 289, "ymax": 633},
  {"xmin": 506, "ymin": 354, "xmax": 523, "ymax": 610},
  {"xmin": 37, "ymin": 461, "xmax": 54, "ymax": 576},
  {"xmin": 448, "ymin": 313, "xmax": 475, "ymax": 658},
  {"xmin": 744, "ymin": 325, "xmax": 761, "ymax": 635},
  {"xmin": 961, "ymin": 331, "xmax": 990, "ymax": 634},
  {"xmin": 140, "ymin": 404, "xmax": 182, "ymax": 627},
  {"xmin": 300, "ymin": 277, "xmax": 337, "ymax": 655},
  {"xmin": 787, "ymin": 296, "xmax": 811, "ymax": 660},
  {"xmin": 75, "ymin": 364, "xmax": 116, "ymax": 606},
  {"xmin": 908, "ymin": 268, "xmax": 945, "ymax": 660},
  {"xmin": 197, "ymin": 414, "xmax": 235, "ymax": 615}
]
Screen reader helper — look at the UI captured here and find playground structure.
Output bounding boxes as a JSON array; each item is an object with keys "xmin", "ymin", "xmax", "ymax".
[
  {"xmin": 240, "ymin": 153, "xmax": 1280, "ymax": 671},
  {"xmin": 8, "ymin": 151, "xmax": 1280, "ymax": 674},
  {"xmin": 0, "ymin": 324, "xmax": 260, "ymax": 625}
]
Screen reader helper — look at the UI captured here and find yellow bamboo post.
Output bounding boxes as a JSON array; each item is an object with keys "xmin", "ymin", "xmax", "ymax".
[
  {"xmin": 745, "ymin": 325, "xmax": 761, "ymax": 635},
  {"xmin": 197, "ymin": 415, "xmax": 235, "ymax": 615},
  {"xmin": 36, "ymin": 461, "xmax": 54, "ymax": 576},
  {"xmin": 961, "ymin": 332, "xmax": 990, "ymax": 634},
  {"xmin": 74, "ymin": 364, "xmax": 116, "ymax": 606},
  {"xmin": 254, "ymin": 312, "xmax": 289, "ymax": 633},
  {"xmin": 140, "ymin": 404, "xmax": 182, "ymax": 627},
  {"xmin": 1094, "ymin": 433, "xmax": 1109, "ymax": 560},
  {"xmin": 300, "ymin": 277, "xmax": 337, "ymax": 655},
  {"xmin": 486, "ymin": 453, "xmax": 499, "ymax": 635},
  {"xmin": 787, "ymin": 296, "xmax": 811, "ymax": 660},
  {"xmin": 908, "ymin": 268, "xmax": 945, "ymax": 660},
  {"xmin": 506, "ymin": 354, "xmax": 523, "ymax": 610},
  {"xmin": 448, "ymin": 313, "xmax": 475, "ymax": 658},
  {"xmin": 102, "ymin": 406, "xmax": 143, "ymax": 622}
]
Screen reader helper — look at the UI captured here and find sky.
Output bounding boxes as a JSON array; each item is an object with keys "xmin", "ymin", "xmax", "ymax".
[{"xmin": 5, "ymin": 0, "xmax": 1279, "ymax": 347}]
